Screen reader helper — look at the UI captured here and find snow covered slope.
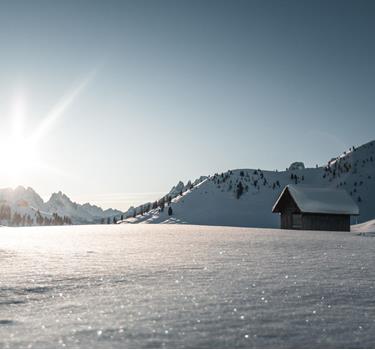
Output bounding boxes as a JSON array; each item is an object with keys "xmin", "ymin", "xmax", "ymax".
[
  {"xmin": 352, "ymin": 219, "xmax": 375, "ymax": 233},
  {"xmin": 0, "ymin": 186, "xmax": 123, "ymax": 225},
  {"xmin": 121, "ymin": 140, "xmax": 375, "ymax": 228}
]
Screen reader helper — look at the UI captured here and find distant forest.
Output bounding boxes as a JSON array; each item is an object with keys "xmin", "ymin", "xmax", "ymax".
[{"xmin": 0, "ymin": 204, "xmax": 72, "ymax": 226}]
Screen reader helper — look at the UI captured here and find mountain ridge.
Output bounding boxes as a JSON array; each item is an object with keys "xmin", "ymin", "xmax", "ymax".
[
  {"xmin": 120, "ymin": 140, "xmax": 375, "ymax": 227},
  {"xmin": 0, "ymin": 186, "xmax": 123, "ymax": 225}
]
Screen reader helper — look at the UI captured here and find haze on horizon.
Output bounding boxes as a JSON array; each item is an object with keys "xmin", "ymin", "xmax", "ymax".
[{"xmin": 0, "ymin": 0, "xmax": 374, "ymax": 211}]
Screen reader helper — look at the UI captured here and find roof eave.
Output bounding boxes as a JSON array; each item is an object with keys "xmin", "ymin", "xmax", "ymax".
[
  {"xmin": 271, "ymin": 187, "xmax": 288, "ymax": 213},
  {"xmin": 301, "ymin": 210, "xmax": 360, "ymax": 216}
]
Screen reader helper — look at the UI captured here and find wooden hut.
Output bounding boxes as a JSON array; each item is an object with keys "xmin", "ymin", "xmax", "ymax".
[{"xmin": 272, "ymin": 185, "xmax": 359, "ymax": 231}]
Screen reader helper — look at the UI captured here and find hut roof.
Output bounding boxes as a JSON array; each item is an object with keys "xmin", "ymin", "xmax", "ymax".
[{"xmin": 272, "ymin": 185, "xmax": 359, "ymax": 215}]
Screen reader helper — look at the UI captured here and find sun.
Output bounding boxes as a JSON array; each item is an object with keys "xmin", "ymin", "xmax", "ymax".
[
  {"xmin": 0, "ymin": 72, "xmax": 95, "ymax": 187},
  {"xmin": 0, "ymin": 134, "xmax": 40, "ymax": 179},
  {"xmin": 0, "ymin": 94, "xmax": 42, "ymax": 185}
]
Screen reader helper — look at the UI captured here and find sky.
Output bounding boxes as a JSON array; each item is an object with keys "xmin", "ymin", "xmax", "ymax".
[{"xmin": 0, "ymin": 0, "xmax": 374, "ymax": 211}]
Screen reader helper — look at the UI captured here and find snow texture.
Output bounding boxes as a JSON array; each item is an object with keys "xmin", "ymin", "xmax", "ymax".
[
  {"xmin": 0, "ymin": 224, "xmax": 375, "ymax": 348},
  {"xmin": 273, "ymin": 184, "xmax": 359, "ymax": 215}
]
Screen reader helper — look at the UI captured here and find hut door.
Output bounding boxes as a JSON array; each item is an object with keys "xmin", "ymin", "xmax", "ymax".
[{"xmin": 292, "ymin": 214, "xmax": 302, "ymax": 229}]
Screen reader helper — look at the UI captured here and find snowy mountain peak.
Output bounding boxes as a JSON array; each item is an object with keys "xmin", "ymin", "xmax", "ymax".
[
  {"xmin": 289, "ymin": 162, "xmax": 305, "ymax": 171},
  {"xmin": 49, "ymin": 190, "xmax": 68, "ymax": 199},
  {"xmin": 0, "ymin": 187, "xmax": 124, "ymax": 225},
  {"xmin": 168, "ymin": 181, "xmax": 185, "ymax": 197}
]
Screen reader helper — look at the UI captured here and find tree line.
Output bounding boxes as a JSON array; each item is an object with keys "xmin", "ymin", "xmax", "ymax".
[{"xmin": 0, "ymin": 204, "xmax": 72, "ymax": 226}]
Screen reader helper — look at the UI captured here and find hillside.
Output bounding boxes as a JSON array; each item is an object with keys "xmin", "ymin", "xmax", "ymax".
[
  {"xmin": 352, "ymin": 219, "xmax": 375, "ymax": 233},
  {"xmin": 120, "ymin": 140, "xmax": 375, "ymax": 227}
]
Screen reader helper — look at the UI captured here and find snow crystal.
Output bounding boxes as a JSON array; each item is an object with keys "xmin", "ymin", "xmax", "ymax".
[{"xmin": 0, "ymin": 224, "xmax": 375, "ymax": 348}]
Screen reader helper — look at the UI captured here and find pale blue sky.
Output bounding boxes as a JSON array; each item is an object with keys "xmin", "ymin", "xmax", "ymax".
[{"xmin": 0, "ymin": 0, "xmax": 374, "ymax": 210}]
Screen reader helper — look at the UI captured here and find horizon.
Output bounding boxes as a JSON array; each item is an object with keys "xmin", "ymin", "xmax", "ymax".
[
  {"xmin": 0, "ymin": 0, "xmax": 374, "ymax": 211},
  {"xmin": 2, "ymin": 136, "xmax": 373, "ymax": 212}
]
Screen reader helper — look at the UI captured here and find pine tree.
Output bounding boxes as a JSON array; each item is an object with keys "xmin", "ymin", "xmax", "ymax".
[
  {"xmin": 159, "ymin": 199, "xmax": 165, "ymax": 212},
  {"xmin": 36, "ymin": 210, "xmax": 44, "ymax": 226},
  {"xmin": 236, "ymin": 181, "xmax": 244, "ymax": 199}
]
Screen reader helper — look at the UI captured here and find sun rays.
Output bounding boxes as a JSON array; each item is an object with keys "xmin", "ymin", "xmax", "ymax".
[
  {"xmin": 30, "ymin": 70, "xmax": 96, "ymax": 144},
  {"xmin": 0, "ymin": 71, "xmax": 96, "ymax": 186}
]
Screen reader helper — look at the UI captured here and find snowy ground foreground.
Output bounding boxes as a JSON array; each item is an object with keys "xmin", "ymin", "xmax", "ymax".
[{"xmin": 1, "ymin": 225, "xmax": 375, "ymax": 348}]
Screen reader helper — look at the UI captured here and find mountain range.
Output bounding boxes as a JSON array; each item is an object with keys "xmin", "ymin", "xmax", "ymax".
[
  {"xmin": 2, "ymin": 140, "xmax": 374, "ymax": 228},
  {"xmin": 0, "ymin": 186, "xmax": 122, "ymax": 225}
]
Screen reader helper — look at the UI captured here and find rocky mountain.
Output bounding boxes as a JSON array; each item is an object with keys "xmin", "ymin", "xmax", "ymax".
[{"xmin": 0, "ymin": 187, "xmax": 123, "ymax": 225}]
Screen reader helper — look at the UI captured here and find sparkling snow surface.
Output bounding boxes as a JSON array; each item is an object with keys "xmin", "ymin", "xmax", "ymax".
[{"xmin": 1, "ymin": 225, "xmax": 375, "ymax": 348}]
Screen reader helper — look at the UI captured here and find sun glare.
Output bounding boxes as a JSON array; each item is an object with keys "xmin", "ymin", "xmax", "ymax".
[
  {"xmin": 0, "ymin": 73, "xmax": 95, "ymax": 186},
  {"xmin": 0, "ymin": 134, "xmax": 39, "ymax": 179},
  {"xmin": 0, "ymin": 94, "xmax": 40, "ymax": 185}
]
